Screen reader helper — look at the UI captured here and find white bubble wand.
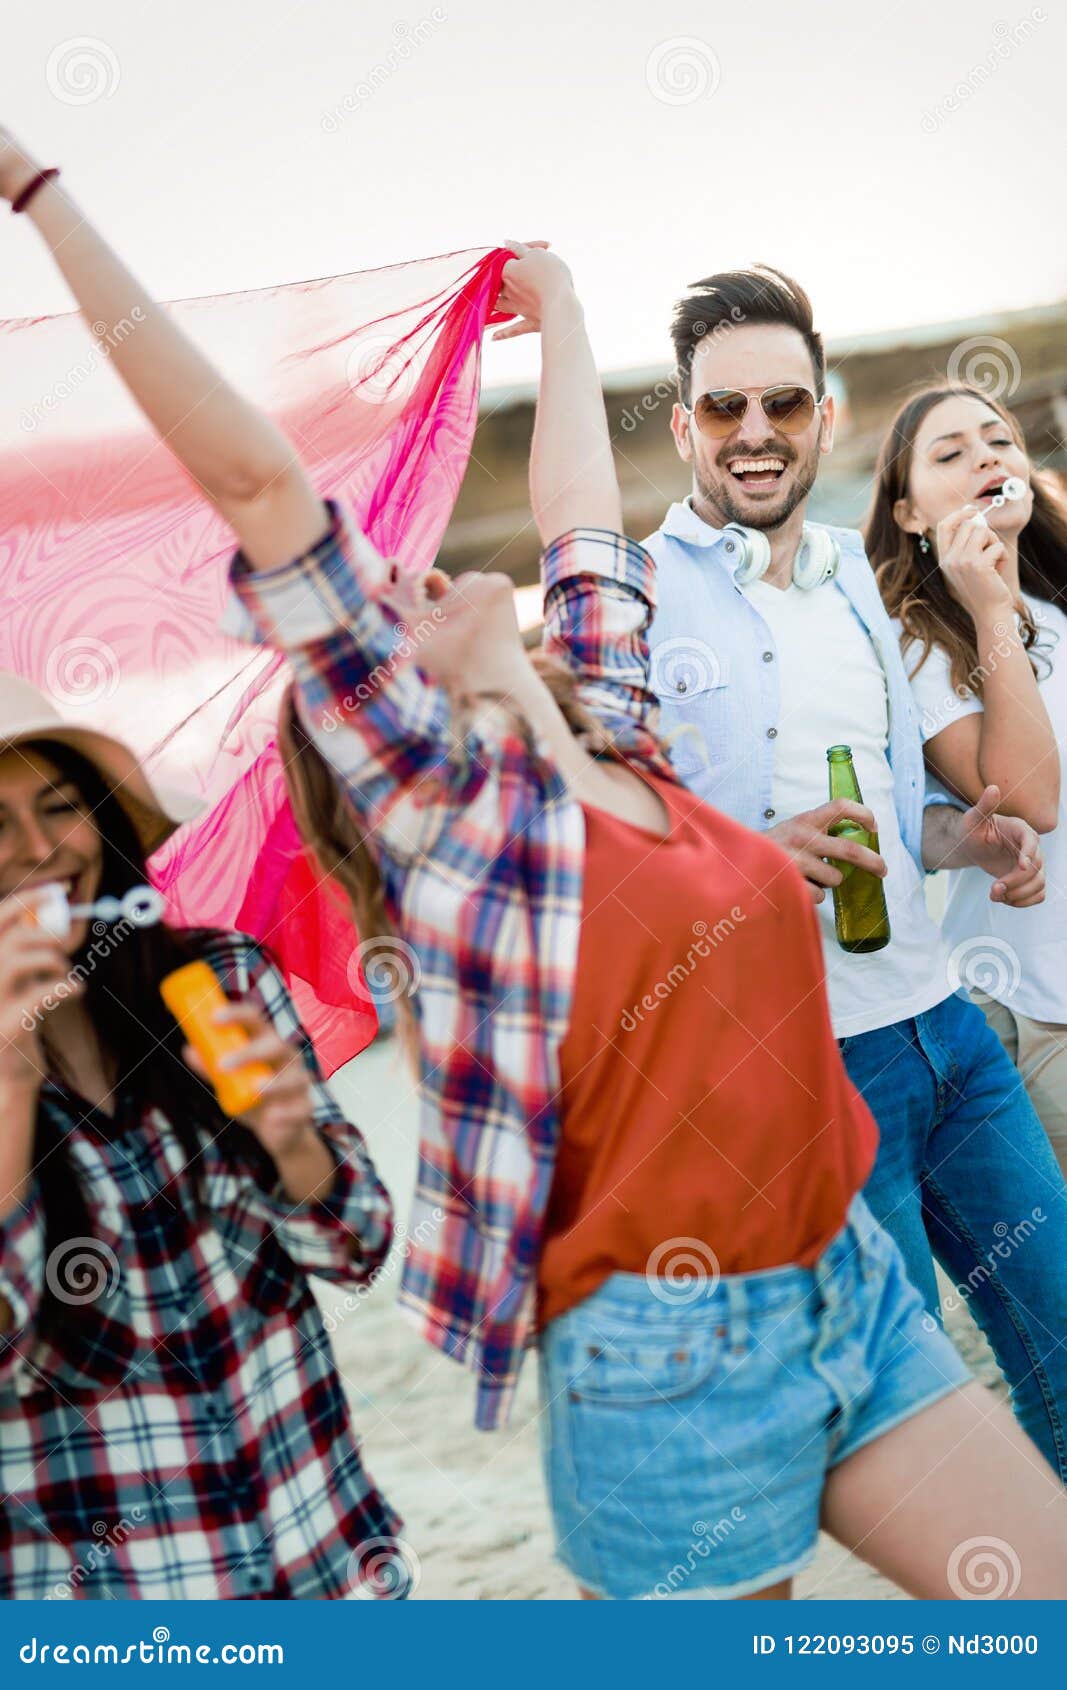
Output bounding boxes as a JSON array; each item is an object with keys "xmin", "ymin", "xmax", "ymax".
[
  {"xmin": 973, "ymin": 475, "xmax": 1027, "ymax": 524},
  {"xmin": 22, "ymin": 882, "xmax": 166, "ymax": 942}
]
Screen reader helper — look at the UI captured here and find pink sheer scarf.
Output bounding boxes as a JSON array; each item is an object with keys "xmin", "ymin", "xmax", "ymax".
[{"xmin": 0, "ymin": 246, "xmax": 511, "ymax": 1072}]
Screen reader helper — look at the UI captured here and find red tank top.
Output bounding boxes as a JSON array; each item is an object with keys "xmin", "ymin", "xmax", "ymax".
[{"xmin": 537, "ymin": 770, "xmax": 878, "ymax": 1329}]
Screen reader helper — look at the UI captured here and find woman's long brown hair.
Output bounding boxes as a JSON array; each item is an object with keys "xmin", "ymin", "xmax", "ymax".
[
  {"xmin": 865, "ymin": 383, "xmax": 1067, "ymax": 696},
  {"xmin": 19, "ymin": 741, "xmax": 275, "ymax": 1357},
  {"xmin": 277, "ymin": 654, "xmax": 639, "ymax": 1048}
]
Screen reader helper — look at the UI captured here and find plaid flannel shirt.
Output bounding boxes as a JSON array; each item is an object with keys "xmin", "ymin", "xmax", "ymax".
[
  {"xmin": 0, "ymin": 932, "xmax": 401, "ymax": 1599},
  {"xmin": 225, "ymin": 508, "xmax": 675, "ymax": 1429}
]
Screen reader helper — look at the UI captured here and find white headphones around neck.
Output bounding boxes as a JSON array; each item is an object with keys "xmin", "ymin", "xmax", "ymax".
[{"xmin": 722, "ymin": 522, "xmax": 841, "ymax": 591}]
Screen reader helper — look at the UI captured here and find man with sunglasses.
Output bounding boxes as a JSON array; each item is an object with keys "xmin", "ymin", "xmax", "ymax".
[{"xmin": 640, "ymin": 264, "xmax": 1067, "ymax": 1481}]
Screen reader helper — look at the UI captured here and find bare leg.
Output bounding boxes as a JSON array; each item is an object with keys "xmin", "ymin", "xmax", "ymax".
[
  {"xmin": 579, "ymin": 1579, "xmax": 792, "ymax": 1601},
  {"xmin": 741, "ymin": 1579, "xmax": 792, "ymax": 1600},
  {"xmin": 821, "ymin": 1383, "xmax": 1067, "ymax": 1599}
]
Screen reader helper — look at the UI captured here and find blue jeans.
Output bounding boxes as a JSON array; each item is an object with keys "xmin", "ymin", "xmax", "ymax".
[{"xmin": 841, "ymin": 990, "xmax": 1067, "ymax": 1479}]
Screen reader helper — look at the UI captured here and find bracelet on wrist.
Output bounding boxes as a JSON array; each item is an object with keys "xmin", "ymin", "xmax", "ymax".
[{"xmin": 11, "ymin": 167, "xmax": 60, "ymax": 215}]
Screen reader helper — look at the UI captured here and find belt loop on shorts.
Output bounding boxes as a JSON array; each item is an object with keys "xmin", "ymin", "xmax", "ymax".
[
  {"xmin": 844, "ymin": 1194, "xmax": 878, "ymax": 1281},
  {"xmin": 814, "ymin": 1230, "xmax": 842, "ymax": 1311},
  {"xmin": 724, "ymin": 1275, "xmax": 749, "ymax": 1354}
]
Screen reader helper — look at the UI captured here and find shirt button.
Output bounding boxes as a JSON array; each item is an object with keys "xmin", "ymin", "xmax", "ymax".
[
  {"xmin": 762, "ymin": 650, "xmax": 774, "ymax": 663},
  {"xmin": 764, "ymin": 808, "xmax": 776, "ymax": 820},
  {"xmin": 676, "ymin": 680, "xmax": 688, "ymax": 694},
  {"xmin": 767, "ymin": 727, "xmax": 778, "ymax": 739}
]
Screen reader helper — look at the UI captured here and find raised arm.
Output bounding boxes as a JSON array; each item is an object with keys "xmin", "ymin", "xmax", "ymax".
[
  {"xmin": 0, "ymin": 127, "xmax": 325, "ymax": 569},
  {"xmin": 493, "ymin": 242, "xmax": 622, "ymax": 543},
  {"xmin": 3, "ymin": 128, "xmax": 491, "ymax": 856},
  {"xmin": 492, "ymin": 247, "xmax": 664, "ymax": 754}
]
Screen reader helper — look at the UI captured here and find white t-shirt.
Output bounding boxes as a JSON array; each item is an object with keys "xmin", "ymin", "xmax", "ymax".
[
  {"xmin": 739, "ymin": 575, "xmax": 953, "ymax": 1038},
  {"xmin": 903, "ymin": 594, "xmax": 1067, "ymax": 1025}
]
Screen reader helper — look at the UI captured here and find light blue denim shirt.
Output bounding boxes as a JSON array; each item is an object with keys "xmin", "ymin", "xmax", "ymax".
[{"xmin": 642, "ymin": 499, "xmax": 928, "ymax": 872}]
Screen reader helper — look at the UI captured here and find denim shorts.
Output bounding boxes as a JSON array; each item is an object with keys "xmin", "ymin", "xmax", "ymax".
[{"xmin": 538, "ymin": 1196, "xmax": 971, "ymax": 1600}]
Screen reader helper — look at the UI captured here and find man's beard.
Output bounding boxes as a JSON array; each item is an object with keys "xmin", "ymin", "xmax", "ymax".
[{"xmin": 694, "ymin": 438, "xmax": 821, "ymax": 531}]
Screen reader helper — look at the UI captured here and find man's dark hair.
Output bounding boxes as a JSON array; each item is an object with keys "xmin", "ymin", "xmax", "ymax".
[{"xmin": 670, "ymin": 264, "xmax": 825, "ymax": 405}]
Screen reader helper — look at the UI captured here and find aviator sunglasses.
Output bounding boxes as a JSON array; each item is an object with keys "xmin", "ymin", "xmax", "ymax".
[{"xmin": 682, "ymin": 383, "xmax": 825, "ymax": 439}]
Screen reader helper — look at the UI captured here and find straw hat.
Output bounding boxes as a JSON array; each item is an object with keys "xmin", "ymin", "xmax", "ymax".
[{"xmin": 0, "ymin": 672, "xmax": 203, "ymax": 855}]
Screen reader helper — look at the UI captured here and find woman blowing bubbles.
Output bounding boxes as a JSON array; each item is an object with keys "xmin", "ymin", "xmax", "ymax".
[
  {"xmin": 868, "ymin": 384, "xmax": 1067, "ymax": 1173},
  {"xmin": 6, "ymin": 125, "xmax": 1067, "ymax": 1600},
  {"xmin": 0, "ymin": 684, "xmax": 405, "ymax": 1599},
  {"xmin": 0, "ymin": 146, "xmax": 408, "ymax": 1599}
]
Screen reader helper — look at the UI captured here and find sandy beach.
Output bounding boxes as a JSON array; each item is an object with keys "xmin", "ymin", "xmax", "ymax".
[{"xmin": 321, "ymin": 1037, "xmax": 1002, "ymax": 1602}]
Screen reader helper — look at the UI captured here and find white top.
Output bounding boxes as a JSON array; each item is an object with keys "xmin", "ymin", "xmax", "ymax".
[
  {"xmin": 902, "ymin": 594, "xmax": 1067, "ymax": 1025},
  {"xmin": 738, "ymin": 574, "xmax": 953, "ymax": 1039}
]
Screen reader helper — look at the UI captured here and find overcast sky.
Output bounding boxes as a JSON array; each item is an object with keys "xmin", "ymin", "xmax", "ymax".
[{"xmin": 3, "ymin": 0, "xmax": 1063, "ymax": 384}]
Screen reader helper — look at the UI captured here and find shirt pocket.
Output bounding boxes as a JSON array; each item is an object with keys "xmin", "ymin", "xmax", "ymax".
[{"xmin": 653, "ymin": 646, "xmax": 732, "ymax": 777}]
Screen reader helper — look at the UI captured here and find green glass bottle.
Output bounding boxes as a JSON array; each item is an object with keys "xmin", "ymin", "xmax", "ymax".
[{"xmin": 826, "ymin": 745, "xmax": 890, "ymax": 954}]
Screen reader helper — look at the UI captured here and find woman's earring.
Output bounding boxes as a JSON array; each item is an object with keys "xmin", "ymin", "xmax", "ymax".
[{"xmin": 918, "ymin": 533, "xmax": 931, "ymax": 555}]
